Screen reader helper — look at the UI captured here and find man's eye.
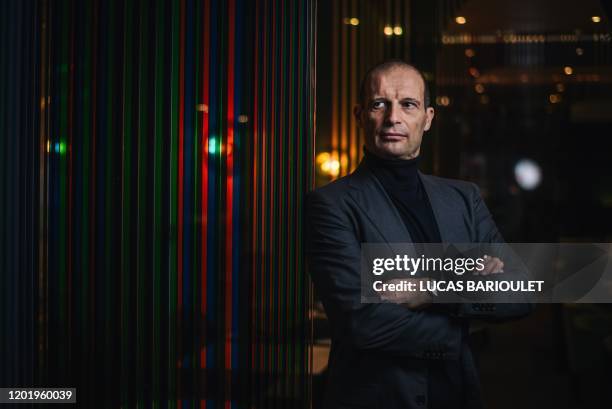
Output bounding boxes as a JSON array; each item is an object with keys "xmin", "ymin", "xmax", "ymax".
[
  {"xmin": 402, "ymin": 101, "xmax": 417, "ymax": 108},
  {"xmin": 372, "ymin": 101, "xmax": 385, "ymax": 109}
]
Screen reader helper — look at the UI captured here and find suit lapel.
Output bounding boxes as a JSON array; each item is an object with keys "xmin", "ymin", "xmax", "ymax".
[
  {"xmin": 348, "ymin": 161, "xmax": 413, "ymax": 244},
  {"xmin": 419, "ymin": 172, "xmax": 464, "ymax": 243},
  {"xmin": 348, "ymin": 162, "xmax": 468, "ymax": 245}
]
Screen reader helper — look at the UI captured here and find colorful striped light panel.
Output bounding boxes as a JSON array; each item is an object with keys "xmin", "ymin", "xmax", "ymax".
[{"xmin": 1, "ymin": 0, "xmax": 315, "ymax": 408}]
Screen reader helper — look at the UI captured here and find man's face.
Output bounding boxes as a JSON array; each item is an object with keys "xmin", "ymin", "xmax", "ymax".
[{"xmin": 354, "ymin": 66, "xmax": 434, "ymax": 160}]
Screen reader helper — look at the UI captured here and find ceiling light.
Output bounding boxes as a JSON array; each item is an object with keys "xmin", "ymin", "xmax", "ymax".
[
  {"xmin": 455, "ymin": 16, "xmax": 466, "ymax": 25},
  {"xmin": 349, "ymin": 18, "xmax": 359, "ymax": 26},
  {"xmin": 383, "ymin": 26, "xmax": 393, "ymax": 36},
  {"xmin": 591, "ymin": 16, "xmax": 601, "ymax": 23},
  {"xmin": 564, "ymin": 66, "xmax": 573, "ymax": 75},
  {"xmin": 393, "ymin": 26, "xmax": 403, "ymax": 35}
]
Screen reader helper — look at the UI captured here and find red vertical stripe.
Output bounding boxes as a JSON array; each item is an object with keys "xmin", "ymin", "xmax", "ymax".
[
  {"xmin": 270, "ymin": 0, "xmax": 276, "ymax": 378},
  {"xmin": 225, "ymin": 0, "xmax": 235, "ymax": 407},
  {"xmin": 200, "ymin": 1, "xmax": 210, "ymax": 408},
  {"xmin": 251, "ymin": 0, "xmax": 259, "ymax": 381},
  {"xmin": 260, "ymin": 0, "xmax": 268, "ymax": 392}
]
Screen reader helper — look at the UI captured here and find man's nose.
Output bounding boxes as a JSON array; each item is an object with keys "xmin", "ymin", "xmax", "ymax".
[{"xmin": 384, "ymin": 102, "xmax": 401, "ymax": 124}]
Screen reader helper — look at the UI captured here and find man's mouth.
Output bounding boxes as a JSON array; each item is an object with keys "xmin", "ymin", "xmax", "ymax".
[{"xmin": 380, "ymin": 132, "xmax": 406, "ymax": 141}]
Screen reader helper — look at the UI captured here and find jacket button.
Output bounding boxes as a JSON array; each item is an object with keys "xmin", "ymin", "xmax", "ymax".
[{"xmin": 415, "ymin": 395, "xmax": 426, "ymax": 405}]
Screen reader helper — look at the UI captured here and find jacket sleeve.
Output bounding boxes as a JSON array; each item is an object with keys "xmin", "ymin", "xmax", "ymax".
[
  {"xmin": 305, "ymin": 189, "xmax": 463, "ymax": 358},
  {"xmin": 456, "ymin": 183, "xmax": 534, "ymax": 321}
]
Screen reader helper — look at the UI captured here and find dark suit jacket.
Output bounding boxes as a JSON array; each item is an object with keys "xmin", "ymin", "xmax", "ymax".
[{"xmin": 305, "ymin": 160, "xmax": 531, "ymax": 409}]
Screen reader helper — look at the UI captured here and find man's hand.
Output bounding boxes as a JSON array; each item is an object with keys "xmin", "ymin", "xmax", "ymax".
[
  {"xmin": 379, "ymin": 278, "xmax": 432, "ymax": 310},
  {"xmin": 475, "ymin": 254, "xmax": 504, "ymax": 275}
]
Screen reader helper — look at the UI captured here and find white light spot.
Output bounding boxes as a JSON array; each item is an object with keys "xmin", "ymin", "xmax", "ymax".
[{"xmin": 514, "ymin": 159, "xmax": 542, "ymax": 190}]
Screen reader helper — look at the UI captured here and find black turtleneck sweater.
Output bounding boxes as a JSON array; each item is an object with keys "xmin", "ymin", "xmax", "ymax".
[
  {"xmin": 363, "ymin": 149, "xmax": 465, "ymax": 409},
  {"xmin": 363, "ymin": 150, "xmax": 441, "ymax": 243}
]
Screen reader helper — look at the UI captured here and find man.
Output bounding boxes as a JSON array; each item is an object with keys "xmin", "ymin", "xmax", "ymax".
[{"xmin": 305, "ymin": 60, "xmax": 531, "ymax": 409}]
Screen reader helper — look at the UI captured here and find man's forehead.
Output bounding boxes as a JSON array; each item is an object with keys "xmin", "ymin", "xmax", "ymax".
[{"xmin": 367, "ymin": 66, "xmax": 424, "ymax": 98}]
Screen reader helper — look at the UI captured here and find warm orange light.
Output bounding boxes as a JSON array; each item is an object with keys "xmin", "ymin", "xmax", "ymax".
[
  {"xmin": 474, "ymin": 83, "xmax": 485, "ymax": 94},
  {"xmin": 465, "ymin": 48, "xmax": 476, "ymax": 58},
  {"xmin": 591, "ymin": 16, "xmax": 601, "ymax": 23},
  {"xmin": 455, "ymin": 16, "xmax": 466, "ymax": 25},
  {"xmin": 316, "ymin": 152, "xmax": 330, "ymax": 165},
  {"xmin": 468, "ymin": 67, "xmax": 480, "ymax": 78},
  {"xmin": 393, "ymin": 26, "xmax": 403, "ymax": 35},
  {"xmin": 549, "ymin": 94, "xmax": 561, "ymax": 104},
  {"xmin": 383, "ymin": 26, "xmax": 393, "ymax": 36},
  {"xmin": 436, "ymin": 96, "xmax": 451, "ymax": 107},
  {"xmin": 349, "ymin": 18, "xmax": 359, "ymax": 26},
  {"xmin": 564, "ymin": 66, "xmax": 573, "ymax": 75},
  {"xmin": 321, "ymin": 159, "xmax": 340, "ymax": 176}
]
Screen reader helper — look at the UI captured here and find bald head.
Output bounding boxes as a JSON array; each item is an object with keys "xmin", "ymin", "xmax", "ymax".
[{"xmin": 358, "ymin": 60, "xmax": 430, "ymax": 109}]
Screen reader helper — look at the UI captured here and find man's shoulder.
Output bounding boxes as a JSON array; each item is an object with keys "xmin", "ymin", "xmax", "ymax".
[{"xmin": 307, "ymin": 173, "xmax": 354, "ymax": 202}]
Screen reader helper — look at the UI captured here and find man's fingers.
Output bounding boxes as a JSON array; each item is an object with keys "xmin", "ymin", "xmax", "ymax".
[
  {"xmin": 483, "ymin": 258, "xmax": 502, "ymax": 275},
  {"xmin": 380, "ymin": 279, "xmax": 406, "ymax": 302},
  {"xmin": 476, "ymin": 255, "xmax": 504, "ymax": 275},
  {"xmin": 380, "ymin": 278, "xmax": 431, "ymax": 308},
  {"xmin": 492, "ymin": 259, "xmax": 504, "ymax": 274}
]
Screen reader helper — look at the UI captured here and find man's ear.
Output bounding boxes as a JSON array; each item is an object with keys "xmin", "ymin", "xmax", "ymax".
[
  {"xmin": 424, "ymin": 106, "xmax": 435, "ymax": 131},
  {"xmin": 353, "ymin": 105, "xmax": 363, "ymax": 127}
]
